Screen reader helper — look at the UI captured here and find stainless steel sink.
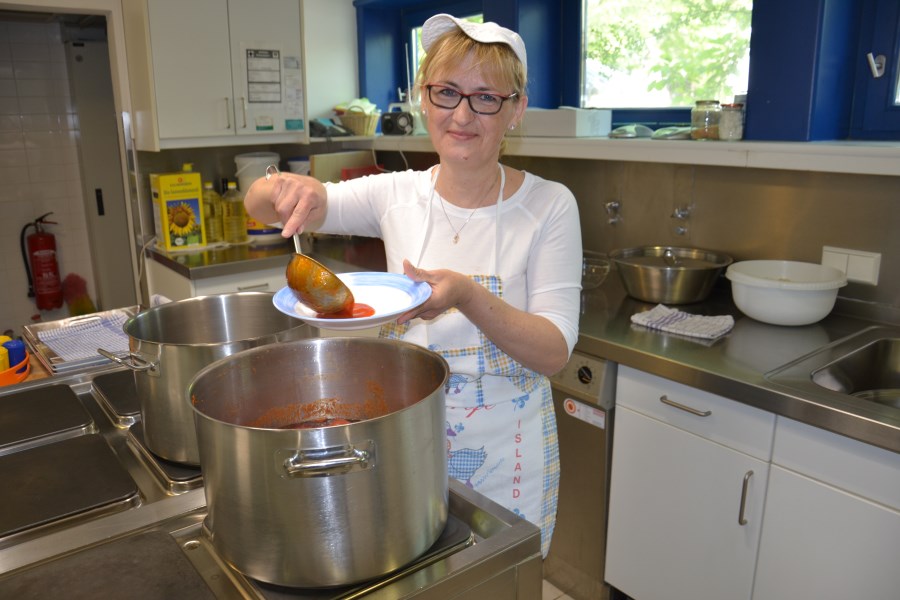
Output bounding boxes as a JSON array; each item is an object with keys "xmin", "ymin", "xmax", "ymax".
[
  {"xmin": 811, "ymin": 336, "xmax": 900, "ymax": 408},
  {"xmin": 765, "ymin": 325, "xmax": 900, "ymax": 452}
]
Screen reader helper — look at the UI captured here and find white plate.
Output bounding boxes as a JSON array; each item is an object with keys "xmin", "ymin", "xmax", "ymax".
[{"xmin": 273, "ymin": 272, "xmax": 432, "ymax": 331}]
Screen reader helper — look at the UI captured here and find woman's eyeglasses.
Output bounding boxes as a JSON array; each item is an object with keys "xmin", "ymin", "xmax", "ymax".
[{"xmin": 425, "ymin": 84, "xmax": 517, "ymax": 115}]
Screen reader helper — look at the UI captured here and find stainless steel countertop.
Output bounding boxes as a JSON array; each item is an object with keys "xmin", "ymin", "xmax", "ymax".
[
  {"xmin": 576, "ymin": 275, "xmax": 900, "ymax": 454},
  {"xmin": 147, "ymin": 236, "xmax": 899, "ymax": 454},
  {"xmin": 146, "ymin": 241, "xmax": 294, "ymax": 279},
  {"xmin": 146, "ymin": 235, "xmax": 387, "ymax": 280}
]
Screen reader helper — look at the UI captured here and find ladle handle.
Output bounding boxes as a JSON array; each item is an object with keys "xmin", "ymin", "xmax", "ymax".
[{"xmin": 264, "ymin": 163, "xmax": 304, "ymax": 254}]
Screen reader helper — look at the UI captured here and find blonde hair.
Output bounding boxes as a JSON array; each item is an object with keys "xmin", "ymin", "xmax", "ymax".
[{"xmin": 414, "ymin": 28, "xmax": 527, "ymax": 103}]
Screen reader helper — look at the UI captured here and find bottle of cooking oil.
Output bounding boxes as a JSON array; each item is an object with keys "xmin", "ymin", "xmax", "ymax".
[
  {"xmin": 222, "ymin": 180, "xmax": 249, "ymax": 244},
  {"xmin": 202, "ymin": 181, "xmax": 224, "ymax": 244}
]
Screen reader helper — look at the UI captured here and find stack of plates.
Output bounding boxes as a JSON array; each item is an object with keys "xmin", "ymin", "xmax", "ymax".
[{"xmin": 23, "ymin": 307, "xmax": 139, "ymax": 374}]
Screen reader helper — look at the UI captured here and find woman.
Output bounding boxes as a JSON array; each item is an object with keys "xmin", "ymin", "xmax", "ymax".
[{"xmin": 245, "ymin": 13, "xmax": 582, "ymax": 556}]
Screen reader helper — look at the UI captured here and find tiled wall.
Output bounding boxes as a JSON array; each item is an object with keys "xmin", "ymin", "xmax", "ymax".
[{"xmin": 0, "ymin": 19, "xmax": 94, "ymax": 337}]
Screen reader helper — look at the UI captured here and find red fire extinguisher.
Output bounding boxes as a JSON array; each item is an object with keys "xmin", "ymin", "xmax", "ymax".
[{"xmin": 20, "ymin": 212, "xmax": 63, "ymax": 311}]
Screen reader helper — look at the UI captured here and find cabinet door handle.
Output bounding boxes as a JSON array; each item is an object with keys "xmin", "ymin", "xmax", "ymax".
[
  {"xmin": 659, "ymin": 395, "xmax": 712, "ymax": 417},
  {"xmin": 738, "ymin": 470, "xmax": 753, "ymax": 526},
  {"xmin": 237, "ymin": 283, "xmax": 270, "ymax": 291},
  {"xmin": 224, "ymin": 97, "xmax": 232, "ymax": 129},
  {"xmin": 240, "ymin": 97, "xmax": 247, "ymax": 128}
]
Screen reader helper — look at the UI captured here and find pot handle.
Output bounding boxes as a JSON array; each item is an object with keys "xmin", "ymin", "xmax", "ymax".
[
  {"xmin": 98, "ymin": 348, "xmax": 156, "ymax": 372},
  {"xmin": 282, "ymin": 440, "xmax": 376, "ymax": 478}
]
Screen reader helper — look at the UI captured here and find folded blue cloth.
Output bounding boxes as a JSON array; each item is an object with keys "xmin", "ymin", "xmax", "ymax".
[{"xmin": 631, "ymin": 304, "xmax": 734, "ymax": 340}]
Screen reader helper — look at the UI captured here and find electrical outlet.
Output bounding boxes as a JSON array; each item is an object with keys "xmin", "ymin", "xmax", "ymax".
[{"xmin": 822, "ymin": 246, "xmax": 881, "ymax": 285}]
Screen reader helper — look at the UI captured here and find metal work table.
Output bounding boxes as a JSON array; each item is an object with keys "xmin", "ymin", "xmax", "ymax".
[{"xmin": 575, "ymin": 275, "xmax": 900, "ymax": 454}]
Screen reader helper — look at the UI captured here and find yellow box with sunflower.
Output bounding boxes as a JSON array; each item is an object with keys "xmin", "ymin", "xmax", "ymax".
[{"xmin": 150, "ymin": 171, "xmax": 206, "ymax": 250}]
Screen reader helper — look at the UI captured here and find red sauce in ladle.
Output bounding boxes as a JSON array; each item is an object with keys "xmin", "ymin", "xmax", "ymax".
[{"xmin": 316, "ymin": 302, "xmax": 375, "ymax": 319}]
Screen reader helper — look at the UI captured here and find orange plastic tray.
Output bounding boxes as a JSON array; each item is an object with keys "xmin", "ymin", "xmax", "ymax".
[{"xmin": 0, "ymin": 352, "xmax": 31, "ymax": 386}]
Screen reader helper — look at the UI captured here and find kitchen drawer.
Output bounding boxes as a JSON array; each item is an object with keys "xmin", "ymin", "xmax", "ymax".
[
  {"xmin": 193, "ymin": 268, "xmax": 284, "ymax": 296},
  {"xmin": 772, "ymin": 416, "xmax": 900, "ymax": 510},
  {"xmin": 616, "ymin": 365, "xmax": 775, "ymax": 460}
]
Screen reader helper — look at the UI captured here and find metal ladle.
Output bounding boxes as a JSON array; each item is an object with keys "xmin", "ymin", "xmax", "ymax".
[{"xmin": 265, "ymin": 165, "xmax": 354, "ymax": 314}]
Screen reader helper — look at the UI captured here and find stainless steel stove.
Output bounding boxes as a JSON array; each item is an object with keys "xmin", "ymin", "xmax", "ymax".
[{"xmin": 0, "ymin": 367, "xmax": 542, "ymax": 598}]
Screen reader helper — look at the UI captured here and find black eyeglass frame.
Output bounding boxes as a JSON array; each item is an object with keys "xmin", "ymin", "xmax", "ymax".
[{"xmin": 425, "ymin": 84, "xmax": 518, "ymax": 115}]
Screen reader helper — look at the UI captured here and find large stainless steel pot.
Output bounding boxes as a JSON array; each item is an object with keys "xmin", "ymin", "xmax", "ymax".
[
  {"xmin": 188, "ymin": 337, "xmax": 449, "ymax": 588},
  {"xmin": 610, "ymin": 245, "xmax": 733, "ymax": 304},
  {"xmin": 101, "ymin": 292, "xmax": 313, "ymax": 465}
]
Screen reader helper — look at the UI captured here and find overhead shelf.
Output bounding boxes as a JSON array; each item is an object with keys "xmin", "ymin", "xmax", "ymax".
[{"xmin": 343, "ymin": 136, "xmax": 900, "ymax": 177}]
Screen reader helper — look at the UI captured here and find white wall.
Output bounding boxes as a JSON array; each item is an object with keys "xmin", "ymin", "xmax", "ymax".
[{"xmin": 0, "ymin": 18, "xmax": 95, "ymax": 337}]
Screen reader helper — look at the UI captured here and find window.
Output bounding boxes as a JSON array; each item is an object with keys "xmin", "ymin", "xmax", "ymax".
[
  {"xmin": 583, "ymin": 0, "xmax": 752, "ymax": 109},
  {"xmin": 850, "ymin": 0, "xmax": 900, "ymax": 138},
  {"xmin": 355, "ymin": 0, "xmax": 899, "ymax": 140}
]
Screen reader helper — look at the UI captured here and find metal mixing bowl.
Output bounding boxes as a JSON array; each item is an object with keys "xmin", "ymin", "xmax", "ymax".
[{"xmin": 610, "ymin": 246, "xmax": 733, "ymax": 304}]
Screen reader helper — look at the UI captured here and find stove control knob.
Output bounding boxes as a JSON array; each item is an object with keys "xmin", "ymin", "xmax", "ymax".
[{"xmin": 577, "ymin": 365, "xmax": 593, "ymax": 385}]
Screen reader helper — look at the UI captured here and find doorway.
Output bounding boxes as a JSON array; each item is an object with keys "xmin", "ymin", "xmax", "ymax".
[
  {"xmin": 0, "ymin": 1, "xmax": 139, "ymax": 335},
  {"xmin": 65, "ymin": 38, "xmax": 135, "ymax": 310}
]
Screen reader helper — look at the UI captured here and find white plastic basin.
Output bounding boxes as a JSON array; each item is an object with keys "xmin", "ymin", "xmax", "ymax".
[{"xmin": 726, "ymin": 260, "xmax": 847, "ymax": 326}]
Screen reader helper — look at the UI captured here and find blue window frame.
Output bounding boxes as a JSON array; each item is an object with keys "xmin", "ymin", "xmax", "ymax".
[
  {"xmin": 353, "ymin": 0, "xmax": 900, "ymax": 140},
  {"xmin": 850, "ymin": 0, "xmax": 900, "ymax": 138}
]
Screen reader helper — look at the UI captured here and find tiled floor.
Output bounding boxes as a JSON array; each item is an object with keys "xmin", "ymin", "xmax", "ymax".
[{"xmin": 542, "ymin": 579, "xmax": 575, "ymax": 600}]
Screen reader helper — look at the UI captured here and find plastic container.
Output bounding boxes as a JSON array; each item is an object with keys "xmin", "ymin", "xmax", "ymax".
[
  {"xmin": 287, "ymin": 157, "xmax": 311, "ymax": 175},
  {"xmin": 222, "ymin": 181, "xmax": 249, "ymax": 244},
  {"xmin": 202, "ymin": 181, "xmax": 225, "ymax": 244},
  {"xmin": 0, "ymin": 351, "xmax": 30, "ymax": 386},
  {"xmin": 726, "ymin": 260, "xmax": 847, "ymax": 326},
  {"xmin": 3, "ymin": 339, "xmax": 27, "ymax": 373},
  {"xmin": 246, "ymin": 216, "xmax": 284, "ymax": 245},
  {"xmin": 691, "ymin": 100, "xmax": 721, "ymax": 140},
  {"xmin": 234, "ymin": 152, "xmax": 280, "ymax": 195}
]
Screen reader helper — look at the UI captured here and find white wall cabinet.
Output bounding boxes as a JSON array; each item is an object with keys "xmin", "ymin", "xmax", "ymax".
[
  {"xmin": 123, "ymin": 0, "xmax": 358, "ymax": 150},
  {"xmin": 605, "ymin": 366, "xmax": 775, "ymax": 600},
  {"xmin": 752, "ymin": 417, "xmax": 900, "ymax": 600}
]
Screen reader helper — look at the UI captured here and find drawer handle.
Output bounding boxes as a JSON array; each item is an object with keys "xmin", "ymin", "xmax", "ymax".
[
  {"xmin": 237, "ymin": 283, "xmax": 270, "ymax": 291},
  {"xmin": 659, "ymin": 395, "xmax": 711, "ymax": 417},
  {"xmin": 738, "ymin": 470, "xmax": 754, "ymax": 526}
]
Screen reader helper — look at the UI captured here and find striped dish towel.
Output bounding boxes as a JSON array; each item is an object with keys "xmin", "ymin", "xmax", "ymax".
[
  {"xmin": 631, "ymin": 304, "xmax": 734, "ymax": 340},
  {"xmin": 38, "ymin": 313, "xmax": 130, "ymax": 362}
]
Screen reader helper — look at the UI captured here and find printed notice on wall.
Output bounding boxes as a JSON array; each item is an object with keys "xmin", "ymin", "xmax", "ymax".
[
  {"xmin": 246, "ymin": 49, "xmax": 282, "ymax": 103},
  {"xmin": 283, "ymin": 54, "xmax": 304, "ymax": 130}
]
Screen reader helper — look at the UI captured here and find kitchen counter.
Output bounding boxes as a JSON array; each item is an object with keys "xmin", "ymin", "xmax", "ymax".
[
  {"xmin": 146, "ymin": 240, "xmax": 295, "ymax": 280},
  {"xmin": 146, "ymin": 235, "xmax": 387, "ymax": 281},
  {"xmin": 575, "ymin": 275, "xmax": 900, "ymax": 453}
]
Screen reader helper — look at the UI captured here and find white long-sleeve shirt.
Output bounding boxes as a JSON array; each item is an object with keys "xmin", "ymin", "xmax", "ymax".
[{"xmin": 319, "ymin": 167, "xmax": 582, "ymax": 354}]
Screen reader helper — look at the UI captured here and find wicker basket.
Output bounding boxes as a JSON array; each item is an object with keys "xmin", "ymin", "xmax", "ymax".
[{"xmin": 339, "ymin": 107, "xmax": 380, "ymax": 136}]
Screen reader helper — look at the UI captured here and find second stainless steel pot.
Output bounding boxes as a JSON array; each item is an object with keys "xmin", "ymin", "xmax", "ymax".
[
  {"xmin": 610, "ymin": 245, "xmax": 733, "ymax": 304},
  {"xmin": 103, "ymin": 292, "xmax": 314, "ymax": 464},
  {"xmin": 188, "ymin": 337, "xmax": 450, "ymax": 588}
]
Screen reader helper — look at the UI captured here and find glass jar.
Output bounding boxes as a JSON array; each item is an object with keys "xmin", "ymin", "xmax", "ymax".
[
  {"xmin": 718, "ymin": 103, "xmax": 744, "ymax": 141},
  {"xmin": 691, "ymin": 100, "xmax": 721, "ymax": 140}
]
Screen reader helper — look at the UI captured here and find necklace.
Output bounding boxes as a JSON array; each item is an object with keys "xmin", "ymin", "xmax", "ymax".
[{"xmin": 434, "ymin": 165, "xmax": 501, "ymax": 244}]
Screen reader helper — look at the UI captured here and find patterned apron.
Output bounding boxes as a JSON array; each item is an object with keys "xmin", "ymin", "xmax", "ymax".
[{"xmin": 380, "ymin": 166, "xmax": 560, "ymax": 557}]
